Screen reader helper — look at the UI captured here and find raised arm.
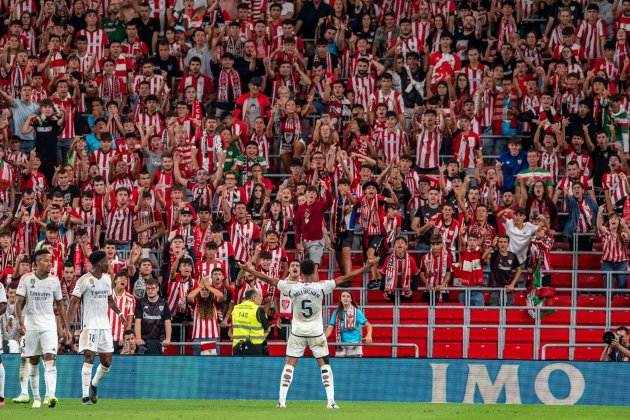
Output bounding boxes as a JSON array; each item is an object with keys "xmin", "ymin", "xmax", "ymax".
[
  {"xmin": 238, "ymin": 263, "xmax": 279, "ymax": 286},
  {"xmin": 333, "ymin": 260, "xmax": 375, "ymax": 286}
]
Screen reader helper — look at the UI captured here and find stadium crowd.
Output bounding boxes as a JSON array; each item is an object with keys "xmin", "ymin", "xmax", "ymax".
[{"xmin": 0, "ymin": 0, "xmax": 629, "ymax": 355}]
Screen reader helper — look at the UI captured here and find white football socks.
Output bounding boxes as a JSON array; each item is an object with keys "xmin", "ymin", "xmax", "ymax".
[
  {"xmin": 19, "ymin": 357, "xmax": 30, "ymax": 396},
  {"xmin": 278, "ymin": 364, "xmax": 294, "ymax": 404},
  {"xmin": 92, "ymin": 364, "xmax": 110, "ymax": 387},
  {"xmin": 29, "ymin": 362, "xmax": 40, "ymax": 401},
  {"xmin": 43, "ymin": 360, "xmax": 56, "ymax": 398},
  {"xmin": 0, "ymin": 362, "xmax": 5, "ymax": 399},
  {"xmin": 320, "ymin": 364, "xmax": 335, "ymax": 404},
  {"xmin": 82, "ymin": 363, "xmax": 93, "ymax": 398}
]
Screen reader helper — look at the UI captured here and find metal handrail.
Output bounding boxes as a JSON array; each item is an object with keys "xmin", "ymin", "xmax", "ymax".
[
  {"xmin": 166, "ymin": 341, "xmax": 420, "ymax": 358},
  {"xmin": 541, "ymin": 343, "xmax": 607, "ymax": 360}
]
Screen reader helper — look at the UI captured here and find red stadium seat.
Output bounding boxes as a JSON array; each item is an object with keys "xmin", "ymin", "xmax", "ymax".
[
  {"xmin": 397, "ymin": 325, "xmax": 428, "ymax": 339},
  {"xmin": 434, "ymin": 327, "xmax": 463, "ymax": 341},
  {"xmin": 469, "ymin": 327, "xmax": 498, "ymax": 342},
  {"xmin": 503, "ymin": 343, "xmax": 534, "ymax": 360},
  {"xmin": 550, "ymin": 253, "xmax": 572, "ymax": 269},
  {"xmin": 540, "ymin": 327, "xmax": 569, "ymax": 342},
  {"xmin": 542, "ymin": 346, "xmax": 569, "ymax": 360},
  {"xmin": 398, "ymin": 306, "xmax": 429, "ymax": 324},
  {"xmin": 367, "ymin": 290, "xmax": 390, "ymax": 303},
  {"xmin": 541, "ymin": 310, "xmax": 571, "ymax": 324},
  {"xmin": 577, "ymin": 295, "xmax": 606, "ymax": 307},
  {"xmin": 363, "ymin": 307, "xmax": 394, "ymax": 321},
  {"xmin": 548, "ymin": 294, "xmax": 571, "ymax": 307},
  {"xmin": 612, "ymin": 295, "xmax": 630, "ymax": 307},
  {"xmin": 575, "ymin": 329, "xmax": 604, "ymax": 343},
  {"xmin": 362, "ymin": 346, "xmax": 394, "ymax": 357},
  {"xmin": 576, "ymin": 309, "xmax": 606, "ymax": 326},
  {"xmin": 371, "ymin": 326, "xmax": 394, "ymax": 339},
  {"xmin": 611, "ymin": 310, "xmax": 630, "ymax": 326},
  {"xmin": 577, "ymin": 254, "xmax": 603, "ymax": 270},
  {"xmin": 468, "ymin": 342, "xmax": 498, "ymax": 359},
  {"xmin": 577, "ymin": 274, "xmax": 604, "ymax": 289},
  {"xmin": 505, "ymin": 308, "xmax": 533, "ymax": 324},
  {"xmin": 505, "ymin": 327, "xmax": 534, "ymax": 343},
  {"xmin": 552, "ymin": 273, "xmax": 572, "ymax": 287},
  {"xmin": 513, "ymin": 292, "xmax": 528, "ymax": 305},
  {"xmin": 574, "ymin": 346, "xmax": 604, "ymax": 361},
  {"xmin": 397, "ymin": 337, "xmax": 427, "ymax": 357},
  {"xmin": 469, "ymin": 308, "xmax": 500, "ymax": 324},
  {"xmin": 433, "ymin": 342, "xmax": 462, "ymax": 358},
  {"xmin": 435, "ymin": 305, "xmax": 464, "ymax": 324}
]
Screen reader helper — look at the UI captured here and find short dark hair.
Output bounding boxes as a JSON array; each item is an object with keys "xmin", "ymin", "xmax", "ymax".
[
  {"xmin": 300, "ymin": 259, "xmax": 316, "ymax": 276},
  {"xmin": 244, "ymin": 289, "xmax": 259, "ymax": 300}
]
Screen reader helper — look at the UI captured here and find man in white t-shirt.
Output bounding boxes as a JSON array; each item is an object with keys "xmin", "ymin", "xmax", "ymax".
[
  {"xmin": 16, "ymin": 249, "xmax": 70, "ymax": 409},
  {"xmin": 504, "ymin": 208, "xmax": 539, "ymax": 265},
  {"xmin": 66, "ymin": 250, "xmax": 125, "ymax": 405},
  {"xmin": 240, "ymin": 259, "xmax": 374, "ymax": 409}
]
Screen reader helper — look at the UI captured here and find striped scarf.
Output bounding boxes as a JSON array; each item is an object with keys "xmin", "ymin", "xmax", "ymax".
[
  {"xmin": 335, "ymin": 305, "xmax": 356, "ymax": 345},
  {"xmin": 73, "ymin": 243, "xmax": 93, "ymax": 277},
  {"xmin": 217, "ymin": 68, "xmax": 241, "ymax": 102},
  {"xmin": 360, "ymin": 196, "xmax": 381, "ymax": 235},
  {"xmin": 101, "ymin": 75, "xmax": 122, "ymax": 103},
  {"xmin": 384, "ymin": 253, "xmax": 412, "ymax": 289}
]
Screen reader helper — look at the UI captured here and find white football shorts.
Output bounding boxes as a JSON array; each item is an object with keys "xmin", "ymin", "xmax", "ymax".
[
  {"xmin": 286, "ymin": 333, "xmax": 329, "ymax": 358},
  {"xmin": 79, "ymin": 329, "xmax": 114, "ymax": 354}
]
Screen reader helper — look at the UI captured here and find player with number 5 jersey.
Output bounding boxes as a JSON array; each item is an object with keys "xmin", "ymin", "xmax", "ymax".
[
  {"xmin": 239, "ymin": 258, "xmax": 375, "ymax": 409},
  {"xmin": 66, "ymin": 250, "xmax": 125, "ymax": 406}
]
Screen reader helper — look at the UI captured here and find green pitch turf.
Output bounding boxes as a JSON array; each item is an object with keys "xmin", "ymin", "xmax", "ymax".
[{"xmin": 2, "ymin": 400, "xmax": 627, "ymax": 419}]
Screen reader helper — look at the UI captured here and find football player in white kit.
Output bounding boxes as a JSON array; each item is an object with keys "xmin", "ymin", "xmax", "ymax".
[
  {"xmin": 66, "ymin": 250, "xmax": 125, "ymax": 405},
  {"xmin": 15, "ymin": 249, "xmax": 71, "ymax": 409},
  {"xmin": 240, "ymin": 258, "xmax": 374, "ymax": 409}
]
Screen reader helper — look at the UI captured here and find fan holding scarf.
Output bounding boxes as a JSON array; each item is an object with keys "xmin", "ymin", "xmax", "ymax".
[
  {"xmin": 379, "ymin": 236, "xmax": 420, "ymax": 301},
  {"xmin": 324, "ymin": 291, "xmax": 373, "ymax": 358},
  {"xmin": 212, "ymin": 52, "xmax": 242, "ymax": 114}
]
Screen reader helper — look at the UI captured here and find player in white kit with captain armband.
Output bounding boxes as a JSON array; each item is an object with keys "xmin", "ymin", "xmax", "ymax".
[
  {"xmin": 15, "ymin": 249, "xmax": 71, "ymax": 409},
  {"xmin": 239, "ymin": 258, "xmax": 375, "ymax": 409},
  {"xmin": 66, "ymin": 250, "xmax": 125, "ymax": 405}
]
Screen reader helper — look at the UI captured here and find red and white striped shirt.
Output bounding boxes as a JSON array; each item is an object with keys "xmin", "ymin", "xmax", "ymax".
[
  {"xmin": 463, "ymin": 64, "xmax": 487, "ymax": 94},
  {"xmin": 77, "ymin": 28, "xmax": 109, "ymax": 59},
  {"xmin": 420, "ymin": 249, "xmax": 452, "ymax": 287},
  {"xmin": 415, "ymin": 126, "xmax": 442, "ymax": 169},
  {"xmin": 377, "ymin": 128, "xmax": 408, "ymax": 164},
  {"xmin": 70, "ymin": 206, "xmax": 101, "ymax": 245},
  {"xmin": 132, "ymin": 74, "xmax": 168, "ymax": 95},
  {"xmin": 105, "ymin": 205, "xmax": 134, "ymax": 242},
  {"xmin": 167, "ymin": 275, "xmax": 197, "ymax": 314},
  {"xmin": 347, "ymin": 74, "xmax": 377, "ymax": 112},
  {"xmin": 0, "ymin": 162, "xmax": 14, "ymax": 204},
  {"xmin": 229, "ymin": 220, "xmax": 261, "ymax": 262},
  {"xmin": 452, "ymin": 130, "xmax": 480, "ymax": 169},
  {"xmin": 601, "ymin": 227, "xmax": 628, "ymax": 262},
  {"xmin": 52, "ymin": 95, "xmax": 76, "ymax": 139},
  {"xmin": 90, "ymin": 149, "xmax": 114, "ymax": 180},
  {"xmin": 431, "ymin": 215, "xmax": 461, "ymax": 257},
  {"xmin": 368, "ymin": 89, "xmax": 405, "ymax": 115},
  {"xmin": 134, "ymin": 111, "xmax": 165, "ymax": 137},
  {"xmin": 108, "ymin": 290, "xmax": 136, "ymax": 343},
  {"xmin": 603, "ymin": 171, "xmax": 630, "ymax": 204},
  {"xmin": 577, "ymin": 19, "xmax": 607, "ymax": 60},
  {"xmin": 195, "ymin": 260, "xmax": 227, "ymax": 282},
  {"xmin": 191, "ymin": 299, "xmax": 220, "ymax": 339}
]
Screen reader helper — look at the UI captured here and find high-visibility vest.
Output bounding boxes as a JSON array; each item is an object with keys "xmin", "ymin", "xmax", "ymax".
[{"xmin": 231, "ymin": 300, "xmax": 265, "ymax": 346}]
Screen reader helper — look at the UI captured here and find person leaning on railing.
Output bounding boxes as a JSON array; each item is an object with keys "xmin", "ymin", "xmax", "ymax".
[
  {"xmin": 324, "ymin": 290, "xmax": 373, "ymax": 358},
  {"xmin": 600, "ymin": 327, "xmax": 630, "ymax": 362},
  {"xmin": 230, "ymin": 289, "xmax": 269, "ymax": 356}
]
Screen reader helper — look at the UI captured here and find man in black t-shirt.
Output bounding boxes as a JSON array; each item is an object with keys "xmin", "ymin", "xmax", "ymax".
[
  {"xmin": 489, "ymin": 235, "xmax": 522, "ymax": 306},
  {"xmin": 134, "ymin": 278, "xmax": 172, "ymax": 355},
  {"xmin": 50, "ymin": 169, "xmax": 81, "ymax": 208}
]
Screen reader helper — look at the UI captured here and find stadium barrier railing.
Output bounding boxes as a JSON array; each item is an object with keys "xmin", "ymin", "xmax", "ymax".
[
  {"xmin": 541, "ymin": 343, "xmax": 608, "ymax": 361},
  {"xmin": 166, "ymin": 341, "xmax": 420, "ymax": 358}
]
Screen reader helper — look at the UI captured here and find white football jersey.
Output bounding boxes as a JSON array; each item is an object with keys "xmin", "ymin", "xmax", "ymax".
[
  {"xmin": 16, "ymin": 273, "xmax": 62, "ymax": 331},
  {"xmin": 72, "ymin": 272, "xmax": 113, "ymax": 330},
  {"xmin": 277, "ymin": 280, "xmax": 335, "ymax": 337}
]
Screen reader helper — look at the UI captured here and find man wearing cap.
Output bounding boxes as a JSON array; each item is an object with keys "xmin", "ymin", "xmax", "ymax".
[
  {"xmin": 233, "ymin": 77, "xmax": 271, "ymax": 127},
  {"xmin": 66, "ymin": 250, "xmax": 125, "ymax": 405}
]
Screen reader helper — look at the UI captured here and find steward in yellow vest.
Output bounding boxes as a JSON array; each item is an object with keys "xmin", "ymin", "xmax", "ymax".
[{"xmin": 230, "ymin": 289, "xmax": 269, "ymax": 355}]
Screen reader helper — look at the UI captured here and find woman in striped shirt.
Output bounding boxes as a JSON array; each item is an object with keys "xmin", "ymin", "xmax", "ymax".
[
  {"xmin": 187, "ymin": 277, "xmax": 224, "ymax": 356},
  {"xmin": 597, "ymin": 206, "xmax": 630, "ymax": 289}
]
